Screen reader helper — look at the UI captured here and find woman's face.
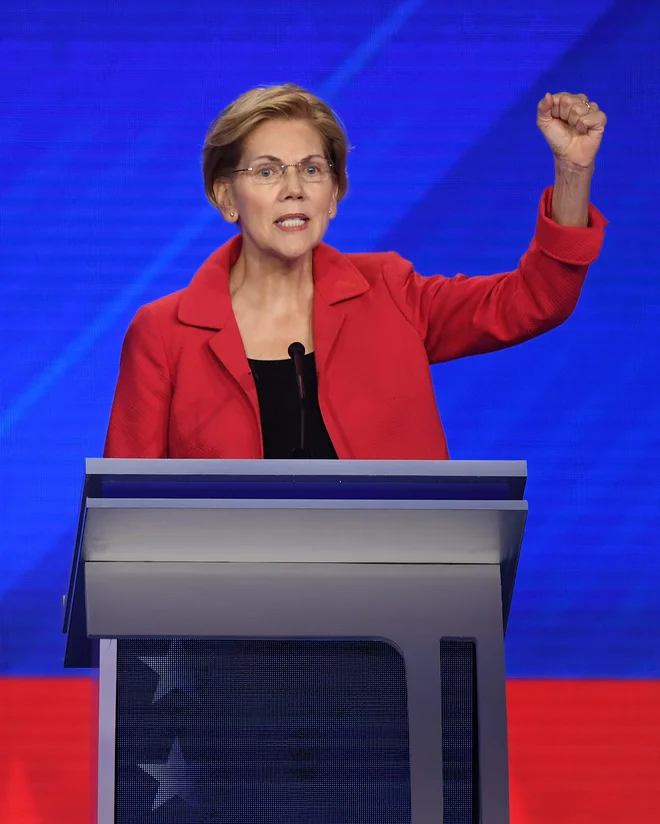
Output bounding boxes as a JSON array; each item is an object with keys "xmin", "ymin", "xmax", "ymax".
[{"xmin": 217, "ymin": 118, "xmax": 338, "ymax": 264}]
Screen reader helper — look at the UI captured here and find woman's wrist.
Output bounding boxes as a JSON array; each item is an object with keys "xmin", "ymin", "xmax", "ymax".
[{"xmin": 551, "ymin": 158, "xmax": 594, "ymax": 227}]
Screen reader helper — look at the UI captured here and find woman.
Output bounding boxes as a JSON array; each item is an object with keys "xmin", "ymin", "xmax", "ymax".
[{"xmin": 104, "ymin": 84, "xmax": 607, "ymax": 460}]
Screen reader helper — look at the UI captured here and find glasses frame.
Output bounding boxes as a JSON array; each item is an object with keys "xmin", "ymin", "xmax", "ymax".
[{"xmin": 230, "ymin": 157, "xmax": 335, "ymax": 185}]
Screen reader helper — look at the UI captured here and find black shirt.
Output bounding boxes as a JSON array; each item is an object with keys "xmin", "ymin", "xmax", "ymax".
[{"xmin": 248, "ymin": 352, "xmax": 338, "ymax": 459}]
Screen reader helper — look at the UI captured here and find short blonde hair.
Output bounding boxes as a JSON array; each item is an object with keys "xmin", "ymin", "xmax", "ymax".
[{"xmin": 202, "ymin": 84, "xmax": 349, "ymax": 208}]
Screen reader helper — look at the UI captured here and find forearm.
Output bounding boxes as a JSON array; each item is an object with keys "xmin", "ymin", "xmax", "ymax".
[{"xmin": 551, "ymin": 159, "xmax": 594, "ymax": 227}]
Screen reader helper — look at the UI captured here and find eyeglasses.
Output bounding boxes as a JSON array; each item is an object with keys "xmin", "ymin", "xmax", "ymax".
[{"xmin": 231, "ymin": 157, "xmax": 334, "ymax": 185}]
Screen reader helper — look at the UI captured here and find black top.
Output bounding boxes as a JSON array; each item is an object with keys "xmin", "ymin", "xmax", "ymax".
[{"xmin": 248, "ymin": 352, "xmax": 338, "ymax": 459}]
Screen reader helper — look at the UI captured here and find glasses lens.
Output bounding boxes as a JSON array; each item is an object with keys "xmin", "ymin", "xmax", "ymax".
[
  {"xmin": 300, "ymin": 160, "xmax": 331, "ymax": 182},
  {"xmin": 247, "ymin": 159, "xmax": 334, "ymax": 184},
  {"xmin": 250, "ymin": 161, "xmax": 282, "ymax": 184}
]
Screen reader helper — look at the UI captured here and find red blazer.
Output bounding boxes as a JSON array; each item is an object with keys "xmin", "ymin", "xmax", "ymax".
[{"xmin": 104, "ymin": 188, "xmax": 606, "ymax": 460}]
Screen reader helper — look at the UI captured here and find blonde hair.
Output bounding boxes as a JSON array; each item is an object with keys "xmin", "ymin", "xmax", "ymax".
[{"xmin": 202, "ymin": 84, "xmax": 349, "ymax": 208}]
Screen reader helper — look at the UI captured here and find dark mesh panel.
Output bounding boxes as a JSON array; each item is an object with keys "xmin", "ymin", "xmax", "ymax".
[
  {"xmin": 439, "ymin": 639, "xmax": 479, "ymax": 824},
  {"xmin": 115, "ymin": 639, "xmax": 411, "ymax": 824}
]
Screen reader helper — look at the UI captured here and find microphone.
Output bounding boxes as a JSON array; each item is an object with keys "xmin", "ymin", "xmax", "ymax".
[{"xmin": 288, "ymin": 341, "xmax": 312, "ymax": 458}]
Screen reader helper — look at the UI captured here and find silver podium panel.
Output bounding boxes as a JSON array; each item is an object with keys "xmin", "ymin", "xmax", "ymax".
[{"xmin": 64, "ymin": 459, "xmax": 527, "ymax": 824}]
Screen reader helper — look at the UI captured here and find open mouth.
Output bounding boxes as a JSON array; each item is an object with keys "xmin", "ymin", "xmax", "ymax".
[{"xmin": 275, "ymin": 216, "xmax": 309, "ymax": 229}]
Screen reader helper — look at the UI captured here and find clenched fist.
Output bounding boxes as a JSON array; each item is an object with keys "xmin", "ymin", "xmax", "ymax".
[{"xmin": 537, "ymin": 92, "xmax": 607, "ymax": 170}]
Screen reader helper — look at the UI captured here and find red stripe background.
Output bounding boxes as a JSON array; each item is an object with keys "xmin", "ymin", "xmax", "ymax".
[{"xmin": 1, "ymin": 678, "xmax": 658, "ymax": 823}]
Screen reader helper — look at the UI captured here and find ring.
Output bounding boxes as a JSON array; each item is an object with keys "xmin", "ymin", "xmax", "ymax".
[{"xmin": 584, "ymin": 100, "xmax": 591, "ymax": 109}]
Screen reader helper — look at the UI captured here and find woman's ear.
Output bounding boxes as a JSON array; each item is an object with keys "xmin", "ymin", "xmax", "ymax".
[
  {"xmin": 213, "ymin": 180, "xmax": 239, "ymax": 223},
  {"xmin": 328, "ymin": 186, "xmax": 338, "ymax": 219}
]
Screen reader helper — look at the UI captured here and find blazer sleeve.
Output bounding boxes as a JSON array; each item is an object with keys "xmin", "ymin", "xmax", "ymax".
[
  {"xmin": 382, "ymin": 187, "xmax": 608, "ymax": 364},
  {"xmin": 103, "ymin": 304, "xmax": 173, "ymax": 458}
]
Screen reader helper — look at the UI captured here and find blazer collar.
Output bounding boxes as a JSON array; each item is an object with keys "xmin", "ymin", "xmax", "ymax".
[{"xmin": 177, "ymin": 234, "xmax": 369, "ymax": 330}]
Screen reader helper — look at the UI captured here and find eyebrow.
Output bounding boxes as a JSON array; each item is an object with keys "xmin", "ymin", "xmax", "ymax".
[{"xmin": 249, "ymin": 153, "xmax": 325, "ymax": 164}]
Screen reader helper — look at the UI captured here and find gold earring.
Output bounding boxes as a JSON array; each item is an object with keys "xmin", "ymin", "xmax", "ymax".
[{"xmin": 230, "ymin": 211, "xmax": 235, "ymax": 217}]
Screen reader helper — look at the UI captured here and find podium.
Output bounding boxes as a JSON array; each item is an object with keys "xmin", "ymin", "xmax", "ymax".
[{"xmin": 64, "ymin": 458, "xmax": 527, "ymax": 824}]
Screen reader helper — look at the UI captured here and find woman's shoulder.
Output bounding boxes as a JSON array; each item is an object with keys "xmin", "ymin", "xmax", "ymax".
[
  {"xmin": 131, "ymin": 289, "xmax": 186, "ymax": 329},
  {"xmin": 344, "ymin": 249, "xmax": 409, "ymax": 269},
  {"xmin": 319, "ymin": 243, "xmax": 414, "ymax": 285},
  {"xmin": 344, "ymin": 250, "xmax": 418, "ymax": 295},
  {"xmin": 130, "ymin": 241, "xmax": 233, "ymax": 331}
]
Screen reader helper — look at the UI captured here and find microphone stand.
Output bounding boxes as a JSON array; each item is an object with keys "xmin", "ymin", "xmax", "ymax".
[{"xmin": 288, "ymin": 341, "xmax": 312, "ymax": 458}]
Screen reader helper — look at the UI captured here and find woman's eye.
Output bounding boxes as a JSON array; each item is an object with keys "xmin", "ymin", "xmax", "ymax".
[{"xmin": 253, "ymin": 163, "xmax": 279, "ymax": 178}]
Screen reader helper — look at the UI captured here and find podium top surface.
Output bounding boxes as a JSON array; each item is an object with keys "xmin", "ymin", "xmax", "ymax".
[
  {"xmin": 64, "ymin": 459, "xmax": 528, "ymax": 667},
  {"xmin": 86, "ymin": 458, "xmax": 527, "ymax": 476},
  {"xmin": 84, "ymin": 458, "xmax": 527, "ymax": 501}
]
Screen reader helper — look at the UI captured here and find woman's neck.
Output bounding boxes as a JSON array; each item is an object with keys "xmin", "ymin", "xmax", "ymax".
[
  {"xmin": 229, "ymin": 242, "xmax": 314, "ymax": 309},
  {"xmin": 228, "ymin": 239, "xmax": 315, "ymax": 359}
]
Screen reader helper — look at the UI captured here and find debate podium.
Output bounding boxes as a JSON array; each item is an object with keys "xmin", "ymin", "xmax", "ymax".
[{"xmin": 64, "ymin": 458, "xmax": 527, "ymax": 824}]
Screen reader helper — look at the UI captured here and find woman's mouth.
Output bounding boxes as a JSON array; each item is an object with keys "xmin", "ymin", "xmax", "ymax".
[{"xmin": 275, "ymin": 215, "xmax": 309, "ymax": 231}]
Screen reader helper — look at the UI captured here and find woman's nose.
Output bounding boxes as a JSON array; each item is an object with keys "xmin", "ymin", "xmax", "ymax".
[{"xmin": 280, "ymin": 165, "xmax": 305, "ymax": 196}]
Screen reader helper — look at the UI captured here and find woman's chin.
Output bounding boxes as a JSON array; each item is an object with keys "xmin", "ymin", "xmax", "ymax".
[{"xmin": 271, "ymin": 233, "xmax": 318, "ymax": 260}]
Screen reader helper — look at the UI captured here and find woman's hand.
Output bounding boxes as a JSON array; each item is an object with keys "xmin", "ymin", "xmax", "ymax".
[{"xmin": 537, "ymin": 92, "xmax": 607, "ymax": 171}]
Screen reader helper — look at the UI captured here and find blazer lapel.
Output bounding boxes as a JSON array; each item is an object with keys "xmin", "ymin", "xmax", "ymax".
[
  {"xmin": 312, "ymin": 243, "xmax": 369, "ymax": 376},
  {"xmin": 207, "ymin": 322, "xmax": 255, "ymax": 396},
  {"xmin": 175, "ymin": 237, "xmax": 370, "ymax": 443},
  {"xmin": 177, "ymin": 236, "xmax": 258, "ymax": 408}
]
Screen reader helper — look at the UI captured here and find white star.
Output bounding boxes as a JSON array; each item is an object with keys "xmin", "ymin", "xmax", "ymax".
[
  {"xmin": 139, "ymin": 738, "xmax": 198, "ymax": 812},
  {"xmin": 139, "ymin": 640, "xmax": 198, "ymax": 702}
]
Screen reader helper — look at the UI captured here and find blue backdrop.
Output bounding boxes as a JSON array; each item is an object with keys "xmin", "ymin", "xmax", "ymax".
[{"xmin": 0, "ymin": 0, "xmax": 658, "ymax": 678}]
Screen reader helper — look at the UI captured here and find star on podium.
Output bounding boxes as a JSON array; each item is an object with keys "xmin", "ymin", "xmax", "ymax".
[
  {"xmin": 139, "ymin": 738, "xmax": 199, "ymax": 812},
  {"xmin": 139, "ymin": 640, "xmax": 198, "ymax": 702}
]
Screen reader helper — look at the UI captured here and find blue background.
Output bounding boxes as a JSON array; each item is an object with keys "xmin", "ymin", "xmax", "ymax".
[{"xmin": 0, "ymin": 0, "xmax": 658, "ymax": 677}]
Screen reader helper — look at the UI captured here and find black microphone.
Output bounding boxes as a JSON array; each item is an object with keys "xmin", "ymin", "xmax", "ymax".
[{"xmin": 288, "ymin": 341, "xmax": 312, "ymax": 458}]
